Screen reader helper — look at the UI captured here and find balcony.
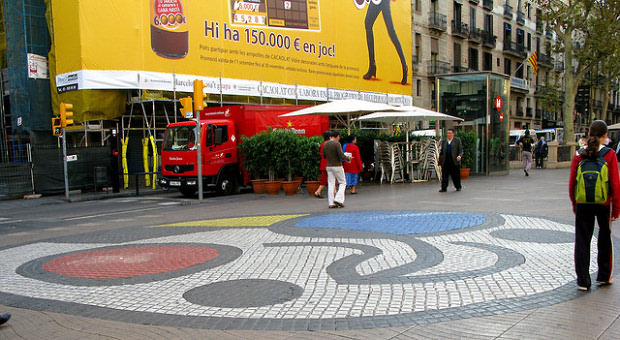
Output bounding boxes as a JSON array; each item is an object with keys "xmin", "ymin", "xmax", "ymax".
[
  {"xmin": 545, "ymin": 26, "xmax": 553, "ymax": 39},
  {"xmin": 483, "ymin": 0, "xmax": 493, "ymax": 10},
  {"xmin": 452, "ymin": 20, "xmax": 469, "ymax": 39},
  {"xmin": 482, "ymin": 31, "xmax": 497, "ymax": 49},
  {"xmin": 429, "ymin": 12, "xmax": 448, "ymax": 32},
  {"xmin": 538, "ymin": 53, "xmax": 553, "ymax": 69},
  {"xmin": 503, "ymin": 40, "xmax": 527, "ymax": 58},
  {"xmin": 453, "ymin": 65, "xmax": 469, "ymax": 73},
  {"xmin": 469, "ymin": 28, "xmax": 483, "ymax": 44},
  {"xmin": 470, "ymin": 0, "xmax": 480, "ymax": 4},
  {"xmin": 517, "ymin": 11, "xmax": 525, "ymax": 25},
  {"xmin": 504, "ymin": 4, "xmax": 513, "ymax": 20},
  {"xmin": 427, "ymin": 60, "xmax": 451, "ymax": 75},
  {"xmin": 554, "ymin": 60, "xmax": 564, "ymax": 72},
  {"xmin": 510, "ymin": 77, "xmax": 530, "ymax": 92}
]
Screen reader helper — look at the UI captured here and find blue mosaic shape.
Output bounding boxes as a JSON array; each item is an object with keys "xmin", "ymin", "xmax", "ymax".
[{"xmin": 295, "ymin": 211, "xmax": 486, "ymax": 235}]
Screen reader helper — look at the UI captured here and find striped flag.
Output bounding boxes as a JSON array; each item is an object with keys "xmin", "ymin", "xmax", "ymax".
[{"xmin": 528, "ymin": 51, "xmax": 539, "ymax": 76}]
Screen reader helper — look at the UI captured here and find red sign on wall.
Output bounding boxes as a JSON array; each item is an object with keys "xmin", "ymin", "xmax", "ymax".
[{"xmin": 494, "ymin": 96, "xmax": 503, "ymax": 112}]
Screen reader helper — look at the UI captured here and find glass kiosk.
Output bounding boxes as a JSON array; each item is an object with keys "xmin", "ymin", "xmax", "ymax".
[{"xmin": 437, "ymin": 72, "xmax": 510, "ymax": 175}]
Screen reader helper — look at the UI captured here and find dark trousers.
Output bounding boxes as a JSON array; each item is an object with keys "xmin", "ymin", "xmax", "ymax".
[
  {"xmin": 441, "ymin": 157, "xmax": 461, "ymax": 190},
  {"xmin": 535, "ymin": 153, "xmax": 545, "ymax": 168},
  {"xmin": 574, "ymin": 204, "xmax": 613, "ymax": 287},
  {"xmin": 365, "ymin": 1, "xmax": 406, "ymax": 68}
]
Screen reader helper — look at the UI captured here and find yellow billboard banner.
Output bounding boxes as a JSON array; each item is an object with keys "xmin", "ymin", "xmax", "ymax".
[{"xmin": 52, "ymin": 0, "xmax": 412, "ymax": 105}]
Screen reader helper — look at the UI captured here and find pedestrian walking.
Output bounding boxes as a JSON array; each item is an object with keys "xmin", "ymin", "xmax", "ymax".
[
  {"xmin": 343, "ymin": 135, "xmax": 363, "ymax": 194},
  {"xmin": 517, "ymin": 130, "xmax": 535, "ymax": 176},
  {"xmin": 534, "ymin": 136, "xmax": 548, "ymax": 168},
  {"xmin": 324, "ymin": 131, "xmax": 351, "ymax": 208},
  {"xmin": 0, "ymin": 312, "xmax": 10, "ymax": 326},
  {"xmin": 439, "ymin": 129, "xmax": 463, "ymax": 192},
  {"xmin": 314, "ymin": 130, "xmax": 331, "ymax": 198},
  {"xmin": 569, "ymin": 120, "xmax": 620, "ymax": 291}
]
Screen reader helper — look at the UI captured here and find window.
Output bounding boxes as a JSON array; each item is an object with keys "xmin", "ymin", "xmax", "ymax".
[
  {"xmin": 163, "ymin": 126, "xmax": 197, "ymax": 151},
  {"xmin": 497, "ymin": 57, "xmax": 501, "ymax": 67},
  {"xmin": 504, "ymin": 23, "xmax": 512, "ymax": 43},
  {"xmin": 516, "ymin": 28, "xmax": 524, "ymax": 45},
  {"xmin": 454, "ymin": 42, "xmax": 462, "ymax": 70},
  {"xmin": 415, "ymin": 0, "xmax": 421, "ymax": 12},
  {"xmin": 469, "ymin": 48, "xmax": 479, "ymax": 71},
  {"xmin": 483, "ymin": 52, "xmax": 493, "ymax": 71},
  {"xmin": 470, "ymin": 7, "xmax": 476, "ymax": 30},
  {"xmin": 484, "ymin": 14, "xmax": 493, "ymax": 34},
  {"xmin": 454, "ymin": 2, "xmax": 462, "ymax": 24},
  {"xmin": 415, "ymin": 33, "xmax": 421, "ymax": 61},
  {"xmin": 417, "ymin": 79, "xmax": 422, "ymax": 96},
  {"xmin": 527, "ymin": 33, "xmax": 531, "ymax": 51},
  {"xmin": 516, "ymin": 62, "xmax": 523, "ymax": 78},
  {"xmin": 431, "ymin": 38, "xmax": 439, "ymax": 55},
  {"xmin": 504, "ymin": 58, "xmax": 511, "ymax": 75}
]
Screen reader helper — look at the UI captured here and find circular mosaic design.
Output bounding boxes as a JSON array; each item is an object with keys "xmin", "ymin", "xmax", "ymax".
[
  {"xmin": 295, "ymin": 211, "xmax": 486, "ymax": 234},
  {"xmin": 0, "ymin": 212, "xmax": 617, "ymax": 331},
  {"xmin": 184, "ymin": 279, "xmax": 304, "ymax": 308},
  {"xmin": 42, "ymin": 245, "xmax": 219, "ymax": 279}
]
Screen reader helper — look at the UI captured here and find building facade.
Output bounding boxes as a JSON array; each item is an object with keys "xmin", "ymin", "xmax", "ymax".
[{"xmin": 411, "ymin": 0, "xmax": 563, "ymax": 131}]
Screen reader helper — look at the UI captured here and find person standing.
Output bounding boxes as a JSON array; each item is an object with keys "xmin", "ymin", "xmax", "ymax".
[
  {"xmin": 342, "ymin": 135, "xmax": 363, "ymax": 194},
  {"xmin": 324, "ymin": 131, "xmax": 351, "ymax": 208},
  {"xmin": 439, "ymin": 129, "xmax": 463, "ymax": 192},
  {"xmin": 314, "ymin": 131, "xmax": 331, "ymax": 198},
  {"xmin": 517, "ymin": 130, "xmax": 535, "ymax": 176},
  {"xmin": 569, "ymin": 120, "xmax": 620, "ymax": 291},
  {"xmin": 0, "ymin": 313, "xmax": 10, "ymax": 326},
  {"xmin": 534, "ymin": 136, "xmax": 548, "ymax": 169}
]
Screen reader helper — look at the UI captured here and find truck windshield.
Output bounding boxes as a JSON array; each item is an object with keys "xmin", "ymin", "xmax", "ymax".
[{"xmin": 163, "ymin": 126, "xmax": 197, "ymax": 151}]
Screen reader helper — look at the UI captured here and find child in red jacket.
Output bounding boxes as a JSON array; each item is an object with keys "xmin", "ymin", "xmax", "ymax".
[
  {"xmin": 343, "ymin": 135, "xmax": 363, "ymax": 194},
  {"xmin": 569, "ymin": 120, "xmax": 620, "ymax": 291}
]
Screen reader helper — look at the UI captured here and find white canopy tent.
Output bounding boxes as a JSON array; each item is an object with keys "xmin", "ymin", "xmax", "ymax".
[{"xmin": 279, "ymin": 99, "xmax": 399, "ymax": 133}]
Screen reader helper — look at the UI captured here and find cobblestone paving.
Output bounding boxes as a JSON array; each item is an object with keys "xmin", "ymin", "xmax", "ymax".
[{"xmin": 0, "ymin": 211, "xmax": 614, "ymax": 330}]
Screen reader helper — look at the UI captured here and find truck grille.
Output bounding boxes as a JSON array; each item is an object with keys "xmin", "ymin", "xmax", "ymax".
[{"xmin": 165, "ymin": 164, "xmax": 194, "ymax": 173}]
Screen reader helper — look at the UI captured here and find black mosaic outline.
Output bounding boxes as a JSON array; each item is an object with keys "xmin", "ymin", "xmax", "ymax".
[
  {"xmin": 183, "ymin": 279, "xmax": 304, "ymax": 308},
  {"xmin": 16, "ymin": 243, "xmax": 242, "ymax": 286}
]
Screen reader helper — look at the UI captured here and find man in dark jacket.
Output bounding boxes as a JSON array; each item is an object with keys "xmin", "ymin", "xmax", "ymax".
[
  {"xmin": 517, "ymin": 130, "xmax": 535, "ymax": 176},
  {"xmin": 439, "ymin": 129, "xmax": 464, "ymax": 192},
  {"xmin": 534, "ymin": 136, "xmax": 548, "ymax": 168}
]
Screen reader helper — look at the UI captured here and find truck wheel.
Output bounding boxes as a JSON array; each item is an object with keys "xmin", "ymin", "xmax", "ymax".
[
  {"xmin": 217, "ymin": 173, "xmax": 237, "ymax": 195},
  {"xmin": 179, "ymin": 186, "xmax": 196, "ymax": 198}
]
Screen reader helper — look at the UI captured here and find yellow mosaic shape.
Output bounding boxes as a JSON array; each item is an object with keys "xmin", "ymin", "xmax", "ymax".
[{"xmin": 153, "ymin": 214, "xmax": 308, "ymax": 228}]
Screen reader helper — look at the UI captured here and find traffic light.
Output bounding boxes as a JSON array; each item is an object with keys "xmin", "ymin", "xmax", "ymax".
[
  {"xmin": 193, "ymin": 80, "xmax": 206, "ymax": 111},
  {"xmin": 51, "ymin": 117, "xmax": 62, "ymax": 136},
  {"xmin": 179, "ymin": 96, "xmax": 193, "ymax": 118},
  {"xmin": 59, "ymin": 102, "xmax": 74, "ymax": 127}
]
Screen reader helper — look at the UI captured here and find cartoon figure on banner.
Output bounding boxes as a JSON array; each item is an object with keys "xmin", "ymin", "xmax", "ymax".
[{"xmin": 355, "ymin": 0, "xmax": 408, "ymax": 85}]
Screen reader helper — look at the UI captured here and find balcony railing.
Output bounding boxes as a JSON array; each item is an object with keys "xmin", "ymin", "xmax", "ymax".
[
  {"xmin": 483, "ymin": 0, "xmax": 493, "ymax": 10},
  {"xmin": 510, "ymin": 77, "xmax": 530, "ymax": 92},
  {"xmin": 451, "ymin": 20, "xmax": 469, "ymax": 39},
  {"xmin": 427, "ymin": 60, "xmax": 451, "ymax": 75},
  {"xmin": 469, "ymin": 28, "xmax": 483, "ymax": 44},
  {"xmin": 554, "ymin": 60, "xmax": 564, "ymax": 71},
  {"xmin": 429, "ymin": 12, "xmax": 448, "ymax": 31},
  {"xmin": 538, "ymin": 53, "xmax": 553, "ymax": 69},
  {"xmin": 503, "ymin": 40, "xmax": 527, "ymax": 58},
  {"xmin": 504, "ymin": 4, "xmax": 513, "ymax": 20},
  {"xmin": 545, "ymin": 26, "xmax": 553, "ymax": 39},
  {"xmin": 482, "ymin": 30, "xmax": 497, "ymax": 49},
  {"xmin": 517, "ymin": 11, "xmax": 525, "ymax": 25},
  {"xmin": 453, "ymin": 65, "xmax": 469, "ymax": 73}
]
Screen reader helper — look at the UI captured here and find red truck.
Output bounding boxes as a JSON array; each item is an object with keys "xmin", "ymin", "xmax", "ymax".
[{"xmin": 160, "ymin": 105, "xmax": 329, "ymax": 197}]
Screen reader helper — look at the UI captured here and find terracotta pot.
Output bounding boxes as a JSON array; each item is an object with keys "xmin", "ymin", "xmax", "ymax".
[
  {"xmin": 460, "ymin": 168, "xmax": 471, "ymax": 180},
  {"xmin": 264, "ymin": 181, "xmax": 282, "ymax": 195},
  {"xmin": 293, "ymin": 176, "xmax": 304, "ymax": 183},
  {"xmin": 251, "ymin": 179, "xmax": 266, "ymax": 194},
  {"xmin": 282, "ymin": 181, "xmax": 299, "ymax": 196},
  {"xmin": 305, "ymin": 180, "xmax": 320, "ymax": 197}
]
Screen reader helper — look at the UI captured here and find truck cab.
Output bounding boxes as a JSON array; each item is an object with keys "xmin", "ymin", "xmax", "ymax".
[{"xmin": 160, "ymin": 119, "xmax": 241, "ymax": 197}]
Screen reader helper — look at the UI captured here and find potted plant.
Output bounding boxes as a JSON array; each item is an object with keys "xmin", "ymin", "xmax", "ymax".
[
  {"xmin": 299, "ymin": 136, "xmax": 322, "ymax": 196},
  {"xmin": 273, "ymin": 129, "xmax": 302, "ymax": 196},
  {"xmin": 455, "ymin": 130, "xmax": 477, "ymax": 180},
  {"xmin": 240, "ymin": 133, "xmax": 269, "ymax": 193}
]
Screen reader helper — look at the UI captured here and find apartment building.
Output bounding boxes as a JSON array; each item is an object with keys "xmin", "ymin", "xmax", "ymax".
[{"xmin": 411, "ymin": 0, "xmax": 560, "ymax": 130}]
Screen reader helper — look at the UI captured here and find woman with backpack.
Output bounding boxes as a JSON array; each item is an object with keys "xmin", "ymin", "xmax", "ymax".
[{"xmin": 569, "ymin": 120, "xmax": 620, "ymax": 291}]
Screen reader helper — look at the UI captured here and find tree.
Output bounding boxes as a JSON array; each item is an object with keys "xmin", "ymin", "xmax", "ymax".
[{"xmin": 532, "ymin": 0, "xmax": 620, "ymax": 144}]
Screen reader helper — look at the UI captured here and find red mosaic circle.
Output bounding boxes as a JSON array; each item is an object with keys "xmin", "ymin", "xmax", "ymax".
[{"xmin": 42, "ymin": 245, "xmax": 219, "ymax": 279}]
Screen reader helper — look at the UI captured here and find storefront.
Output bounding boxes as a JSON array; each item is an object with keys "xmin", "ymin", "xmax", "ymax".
[{"xmin": 437, "ymin": 72, "xmax": 510, "ymax": 176}]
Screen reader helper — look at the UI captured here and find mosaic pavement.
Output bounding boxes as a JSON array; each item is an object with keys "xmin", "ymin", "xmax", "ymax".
[{"xmin": 0, "ymin": 211, "xmax": 613, "ymax": 330}]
